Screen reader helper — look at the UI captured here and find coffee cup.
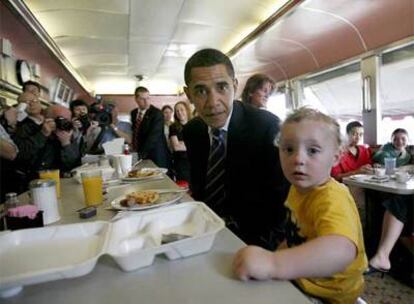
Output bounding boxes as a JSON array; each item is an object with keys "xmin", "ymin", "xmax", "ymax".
[
  {"xmin": 395, "ymin": 171, "xmax": 409, "ymax": 183},
  {"xmin": 375, "ymin": 168, "xmax": 386, "ymax": 177}
]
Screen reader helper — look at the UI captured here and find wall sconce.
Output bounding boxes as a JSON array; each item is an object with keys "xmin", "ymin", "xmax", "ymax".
[{"xmin": 362, "ymin": 76, "xmax": 372, "ymax": 112}]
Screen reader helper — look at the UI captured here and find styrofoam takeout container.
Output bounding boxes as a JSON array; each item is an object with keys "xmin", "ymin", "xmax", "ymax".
[{"xmin": 0, "ymin": 202, "xmax": 224, "ymax": 296}]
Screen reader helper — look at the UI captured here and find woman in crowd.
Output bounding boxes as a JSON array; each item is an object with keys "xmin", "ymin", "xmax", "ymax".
[
  {"xmin": 331, "ymin": 121, "xmax": 373, "ymax": 182},
  {"xmin": 241, "ymin": 74, "xmax": 275, "ymax": 109},
  {"xmin": 169, "ymin": 101, "xmax": 192, "ymax": 182},
  {"xmin": 367, "ymin": 128, "xmax": 412, "ymax": 275},
  {"xmin": 162, "ymin": 105, "xmax": 174, "ymax": 152}
]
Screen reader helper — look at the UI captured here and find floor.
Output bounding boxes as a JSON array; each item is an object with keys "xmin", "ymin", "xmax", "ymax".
[
  {"xmin": 353, "ymin": 187, "xmax": 414, "ymax": 303},
  {"xmin": 362, "ymin": 272, "xmax": 414, "ymax": 304}
]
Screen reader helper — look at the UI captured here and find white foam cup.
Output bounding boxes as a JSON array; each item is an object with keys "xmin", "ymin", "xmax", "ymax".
[
  {"xmin": 118, "ymin": 154, "xmax": 132, "ymax": 175},
  {"xmin": 30, "ymin": 179, "xmax": 60, "ymax": 225}
]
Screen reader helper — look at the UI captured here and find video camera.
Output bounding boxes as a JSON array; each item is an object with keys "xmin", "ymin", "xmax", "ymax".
[{"xmin": 89, "ymin": 102, "xmax": 114, "ymax": 127}]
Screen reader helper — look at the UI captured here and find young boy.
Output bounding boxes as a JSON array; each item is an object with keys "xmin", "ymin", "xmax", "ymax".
[
  {"xmin": 233, "ymin": 108, "xmax": 367, "ymax": 303},
  {"xmin": 331, "ymin": 121, "xmax": 373, "ymax": 182}
]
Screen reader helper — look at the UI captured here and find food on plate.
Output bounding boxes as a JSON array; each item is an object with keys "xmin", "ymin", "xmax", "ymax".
[
  {"xmin": 120, "ymin": 191, "xmax": 160, "ymax": 207},
  {"xmin": 128, "ymin": 169, "xmax": 159, "ymax": 178}
]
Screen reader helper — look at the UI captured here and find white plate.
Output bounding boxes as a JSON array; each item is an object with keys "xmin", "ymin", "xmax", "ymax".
[
  {"xmin": 349, "ymin": 174, "xmax": 370, "ymax": 181},
  {"xmin": 121, "ymin": 168, "xmax": 167, "ymax": 182},
  {"xmin": 370, "ymin": 175, "xmax": 390, "ymax": 182},
  {"xmin": 111, "ymin": 190, "xmax": 183, "ymax": 211}
]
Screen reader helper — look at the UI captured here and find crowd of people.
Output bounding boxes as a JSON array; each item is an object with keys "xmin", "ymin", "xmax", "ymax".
[{"xmin": 1, "ymin": 48, "xmax": 413, "ymax": 303}]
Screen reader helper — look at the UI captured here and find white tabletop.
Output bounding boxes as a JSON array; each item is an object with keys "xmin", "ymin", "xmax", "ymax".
[
  {"xmin": 343, "ymin": 174, "xmax": 414, "ymax": 195},
  {"xmin": 3, "ymin": 160, "xmax": 310, "ymax": 304}
]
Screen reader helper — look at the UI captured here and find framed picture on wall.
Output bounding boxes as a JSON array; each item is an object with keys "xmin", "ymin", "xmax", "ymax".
[
  {"xmin": 52, "ymin": 78, "xmax": 72, "ymax": 106},
  {"xmin": 62, "ymin": 86, "xmax": 70, "ymax": 104},
  {"xmin": 57, "ymin": 81, "xmax": 65, "ymax": 100}
]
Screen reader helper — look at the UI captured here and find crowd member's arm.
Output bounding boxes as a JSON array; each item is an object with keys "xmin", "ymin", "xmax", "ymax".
[
  {"xmin": 12, "ymin": 118, "xmax": 52, "ymax": 164},
  {"xmin": 0, "ymin": 124, "xmax": 18, "ymax": 160},
  {"xmin": 55, "ymin": 129, "xmax": 81, "ymax": 170},
  {"xmin": 83, "ymin": 122, "xmax": 102, "ymax": 153},
  {"xmin": 1, "ymin": 107, "xmax": 18, "ymax": 133},
  {"xmin": 332, "ymin": 163, "xmax": 373, "ymax": 182},
  {"xmin": 110, "ymin": 123, "xmax": 131, "ymax": 144},
  {"xmin": 169, "ymin": 124, "xmax": 186, "ymax": 151},
  {"xmin": 169, "ymin": 135, "xmax": 186, "ymax": 151},
  {"xmin": 0, "ymin": 138, "xmax": 17, "ymax": 160},
  {"xmin": 233, "ymin": 235, "xmax": 356, "ymax": 281}
]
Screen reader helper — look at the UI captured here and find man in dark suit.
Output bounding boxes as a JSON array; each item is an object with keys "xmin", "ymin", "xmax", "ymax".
[
  {"xmin": 182, "ymin": 48, "xmax": 289, "ymax": 250},
  {"xmin": 131, "ymin": 86, "xmax": 170, "ymax": 168}
]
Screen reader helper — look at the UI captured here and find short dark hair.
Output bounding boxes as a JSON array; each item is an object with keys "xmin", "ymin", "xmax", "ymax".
[
  {"xmin": 161, "ymin": 105, "xmax": 173, "ymax": 112},
  {"xmin": 23, "ymin": 80, "xmax": 41, "ymax": 92},
  {"xmin": 134, "ymin": 86, "xmax": 149, "ymax": 96},
  {"xmin": 391, "ymin": 128, "xmax": 409, "ymax": 139},
  {"xmin": 69, "ymin": 99, "xmax": 88, "ymax": 113},
  {"xmin": 346, "ymin": 121, "xmax": 363, "ymax": 134},
  {"xmin": 241, "ymin": 74, "xmax": 275, "ymax": 104},
  {"xmin": 184, "ymin": 48, "xmax": 235, "ymax": 85}
]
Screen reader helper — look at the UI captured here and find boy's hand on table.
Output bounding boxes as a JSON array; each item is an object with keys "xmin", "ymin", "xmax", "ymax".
[{"xmin": 233, "ymin": 245, "xmax": 276, "ymax": 281}]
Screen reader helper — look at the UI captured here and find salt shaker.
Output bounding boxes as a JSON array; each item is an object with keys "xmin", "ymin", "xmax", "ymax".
[{"xmin": 4, "ymin": 192, "xmax": 19, "ymax": 210}]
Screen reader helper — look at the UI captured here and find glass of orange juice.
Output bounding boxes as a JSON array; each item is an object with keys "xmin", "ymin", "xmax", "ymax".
[
  {"xmin": 81, "ymin": 170, "xmax": 103, "ymax": 206},
  {"xmin": 39, "ymin": 169, "xmax": 61, "ymax": 198}
]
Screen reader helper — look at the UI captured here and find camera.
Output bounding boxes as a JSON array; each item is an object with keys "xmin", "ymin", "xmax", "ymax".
[
  {"xmin": 90, "ymin": 102, "xmax": 113, "ymax": 127},
  {"xmin": 78, "ymin": 113, "xmax": 91, "ymax": 131},
  {"xmin": 55, "ymin": 116, "xmax": 73, "ymax": 131}
]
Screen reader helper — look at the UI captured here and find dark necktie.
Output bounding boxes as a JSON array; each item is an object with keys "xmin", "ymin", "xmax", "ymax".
[
  {"xmin": 204, "ymin": 128, "xmax": 226, "ymax": 209},
  {"xmin": 132, "ymin": 111, "xmax": 143, "ymax": 151}
]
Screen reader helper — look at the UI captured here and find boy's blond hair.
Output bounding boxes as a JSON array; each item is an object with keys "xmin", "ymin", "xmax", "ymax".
[{"xmin": 281, "ymin": 107, "xmax": 342, "ymax": 148}]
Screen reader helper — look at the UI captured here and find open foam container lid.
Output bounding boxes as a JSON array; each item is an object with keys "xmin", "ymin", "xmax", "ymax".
[{"xmin": 0, "ymin": 202, "xmax": 224, "ymax": 297}]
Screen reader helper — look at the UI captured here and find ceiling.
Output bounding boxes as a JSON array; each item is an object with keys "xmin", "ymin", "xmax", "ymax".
[{"xmin": 22, "ymin": 0, "xmax": 414, "ymax": 95}]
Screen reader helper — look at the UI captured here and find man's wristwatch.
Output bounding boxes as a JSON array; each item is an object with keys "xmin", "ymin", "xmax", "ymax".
[{"xmin": 112, "ymin": 125, "xmax": 119, "ymax": 131}]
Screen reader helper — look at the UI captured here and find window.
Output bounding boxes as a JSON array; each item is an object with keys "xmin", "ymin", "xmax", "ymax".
[
  {"xmin": 379, "ymin": 44, "xmax": 414, "ymax": 143},
  {"xmin": 302, "ymin": 62, "xmax": 362, "ymax": 122}
]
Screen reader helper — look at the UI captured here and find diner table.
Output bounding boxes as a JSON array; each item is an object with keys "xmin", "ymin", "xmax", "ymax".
[
  {"xmin": 343, "ymin": 175, "xmax": 414, "ymax": 195},
  {"xmin": 343, "ymin": 172, "xmax": 414, "ymax": 256},
  {"xmin": 2, "ymin": 160, "xmax": 310, "ymax": 304}
]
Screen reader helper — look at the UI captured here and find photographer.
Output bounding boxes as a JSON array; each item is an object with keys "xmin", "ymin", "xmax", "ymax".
[
  {"xmin": 69, "ymin": 99, "xmax": 94, "ymax": 155},
  {"xmin": 13, "ymin": 101, "xmax": 81, "ymax": 190},
  {"xmin": 86, "ymin": 100, "xmax": 132, "ymax": 154}
]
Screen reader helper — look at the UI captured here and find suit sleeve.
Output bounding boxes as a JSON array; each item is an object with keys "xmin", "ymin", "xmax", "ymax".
[{"xmin": 140, "ymin": 110, "xmax": 164, "ymax": 159}]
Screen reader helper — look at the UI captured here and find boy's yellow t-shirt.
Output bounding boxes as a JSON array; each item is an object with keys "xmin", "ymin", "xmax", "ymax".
[{"xmin": 284, "ymin": 178, "xmax": 367, "ymax": 304}]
